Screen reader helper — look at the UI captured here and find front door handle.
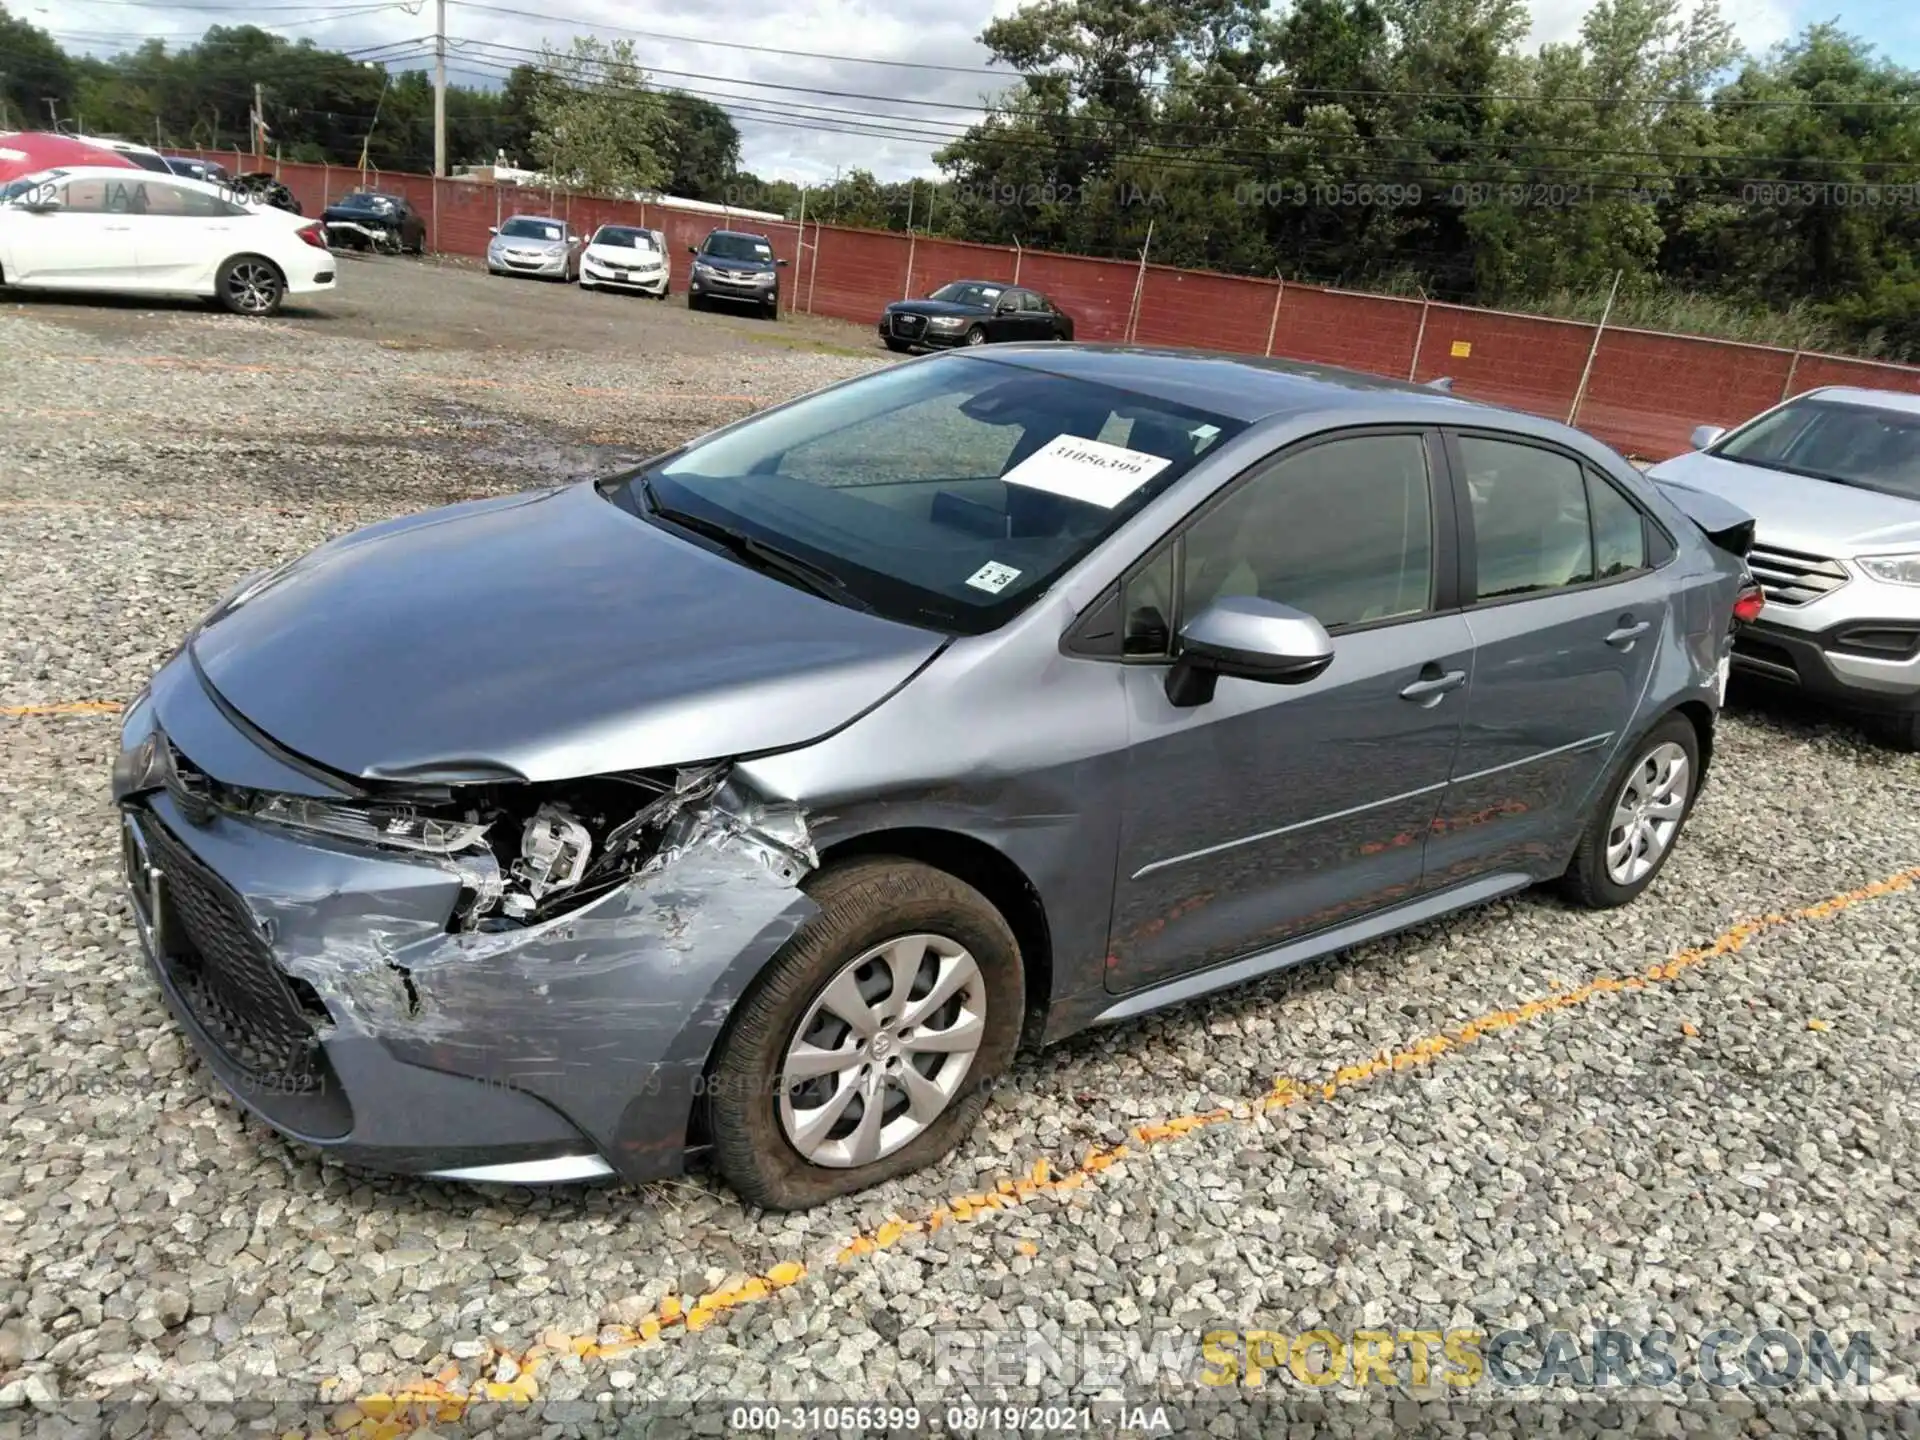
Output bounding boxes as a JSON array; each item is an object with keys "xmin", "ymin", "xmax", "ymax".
[
  {"xmin": 1606, "ymin": 618, "xmax": 1652, "ymax": 649},
  {"xmin": 1400, "ymin": 667, "xmax": 1467, "ymax": 706}
]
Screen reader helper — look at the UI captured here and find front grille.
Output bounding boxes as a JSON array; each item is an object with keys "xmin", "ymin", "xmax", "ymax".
[
  {"xmin": 1745, "ymin": 543, "xmax": 1850, "ymax": 607},
  {"xmin": 138, "ymin": 813, "xmax": 324, "ymax": 1083},
  {"xmin": 891, "ymin": 314, "xmax": 927, "ymax": 340}
]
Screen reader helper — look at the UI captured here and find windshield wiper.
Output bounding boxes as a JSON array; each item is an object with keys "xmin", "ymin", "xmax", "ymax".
[{"xmin": 636, "ymin": 477, "xmax": 871, "ymax": 611}]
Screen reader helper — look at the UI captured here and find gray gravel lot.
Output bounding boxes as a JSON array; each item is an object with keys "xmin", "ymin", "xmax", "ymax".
[{"xmin": 1, "ymin": 257, "xmax": 1916, "ymax": 1432}]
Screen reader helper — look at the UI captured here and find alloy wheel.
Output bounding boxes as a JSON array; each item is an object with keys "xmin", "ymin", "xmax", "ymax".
[
  {"xmin": 225, "ymin": 262, "xmax": 280, "ymax": 314},
  {"xmin": 778, "ymin": 933, "xmax": 986, "ymax": 1168},
  {"xmin": 965, "ymin": 326, "xmax": 987, "ymax": 346},
  {"xmin": 1605, "ymin": 741, "xmax": 1689, "ymax": 886}
]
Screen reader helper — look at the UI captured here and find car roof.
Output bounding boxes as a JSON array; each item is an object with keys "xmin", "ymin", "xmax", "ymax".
[
  {"xmin": 11, "ymin": 164, "xmax": 232, "ymax": 195},
  {"xmin": 1803, "ymin": 386, "xmax": 1920, "ymax": 415},
  {"xmin": 705, "ymin": 228, "xmax": 769, "ymax": 240},
  {"xmin": 964, "ymin": 344, "xmax": 1492, "ymax": 426},
  {"xmin": 502, "ymin": 212, "xmax": 563, "ymax": 222}
]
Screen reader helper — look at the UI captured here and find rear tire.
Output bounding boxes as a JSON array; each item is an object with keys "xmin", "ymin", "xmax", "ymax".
[
  {"xmin": 707, "ymin": 858, "xmax": 1023, "ymax": 1211},
  {"xmin": 215, "ymin": 255, "xmax": 285, "ymax": 316},
  {"xmin": 1559, "ymin": 714, "xmax": 1700, "ymax": 909}
]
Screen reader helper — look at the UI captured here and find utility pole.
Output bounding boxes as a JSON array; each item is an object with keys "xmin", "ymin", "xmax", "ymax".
[
  {"xmin": 45, "ymin": 98, "xmax": 61, "ymax": 129},
  {"xmin": 432, "ymin": 0, "xmax": 447, "ymax": 176},
  {"xmin": 252, "ymin": 83, "xmax": 264, "ymax": 160}
]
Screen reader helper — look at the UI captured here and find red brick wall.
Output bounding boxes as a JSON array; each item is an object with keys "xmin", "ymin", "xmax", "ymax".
[{"xmin": 200, "ymin": 153, "xmax": 1920, "ymax": 459}]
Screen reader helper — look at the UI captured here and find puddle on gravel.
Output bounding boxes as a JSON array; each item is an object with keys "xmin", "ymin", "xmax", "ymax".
[{"xmin": 423, "ymin": 402, "xmax": 656, "ymax": 483}]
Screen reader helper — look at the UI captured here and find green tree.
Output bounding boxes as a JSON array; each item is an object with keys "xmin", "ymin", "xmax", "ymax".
[
  {"xmin": 0, "ymin": 5, "xmax": 76, "ymax": 130},
  {"xmin": 528, "ymin": 37, "xmax": 669, "ymax": 195}
]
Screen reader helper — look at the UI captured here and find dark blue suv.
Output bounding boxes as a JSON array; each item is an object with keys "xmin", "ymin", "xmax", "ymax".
[{"xmin": 687, "ymin": 229, "xmax": 787, "ymax": 319}]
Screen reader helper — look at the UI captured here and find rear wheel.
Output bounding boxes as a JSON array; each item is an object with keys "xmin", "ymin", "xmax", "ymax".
[
  {"xmin": 1560, "ymin": 715, "xmax": 1700, "ymax": 908},
  {"xmin": 216, "ymin": 255, "xmax": 285, "ymax": 316},
  {"xmin": 707, "ymin": 859, "xmax": 1023, "ymax": 1211}
]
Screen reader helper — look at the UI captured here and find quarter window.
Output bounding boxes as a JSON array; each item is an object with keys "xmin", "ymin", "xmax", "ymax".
[
  {"xmin": 1459, "ymin": 437, "xmax": 1595, "ymax": 600},
  {"xmin": 1159, "ymin": 434, "xmax": 1435, "ymax": 639},
  {"xmin": 1588, "ymin": 472, "xmax": 1647, "ymax": 578}
]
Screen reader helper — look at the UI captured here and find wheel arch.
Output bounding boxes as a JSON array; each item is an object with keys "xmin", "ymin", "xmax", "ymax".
[{"xmin": 685, "ymin": 825, "xmax": 1055, "ymax": 1152}]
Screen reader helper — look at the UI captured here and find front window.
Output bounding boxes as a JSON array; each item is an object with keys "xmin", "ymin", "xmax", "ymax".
[
  {"xmin": 1713, "ymin": 397, "xmax": 1920, "ymax": 499},
  {"xmin": 623, "ymin": 355, "xmax": 1243, "ymax": 634},
  {"xmin": 931, "ymin": 282, "xmax": 1005, "ymax": 308},
  {"xmin": 703, "ymin": 233, "xmax": 772, "ymax": 262},
  {"xmin": 499, "ymin": 216, "xmax": 563, "ymax": 241}
]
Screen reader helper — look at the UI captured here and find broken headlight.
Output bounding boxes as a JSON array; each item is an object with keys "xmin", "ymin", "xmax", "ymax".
[{"xmin": 248, "ymin": 794, "xmax": 494, "ymax": 855}]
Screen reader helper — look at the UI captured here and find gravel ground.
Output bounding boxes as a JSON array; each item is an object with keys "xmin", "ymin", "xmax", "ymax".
[{"xmin": 1, "ymin": 258, "xmax": 1917, "ymax": 1435}]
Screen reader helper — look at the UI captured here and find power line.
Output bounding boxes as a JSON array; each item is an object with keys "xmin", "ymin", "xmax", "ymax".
[{"xmin": 444, "ymin": 0, "xmax": 1920, "ymax": 110}]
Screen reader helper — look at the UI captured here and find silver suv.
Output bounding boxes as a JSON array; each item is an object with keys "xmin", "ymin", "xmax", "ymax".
[{"xmin": 1649, "ymin": 387, "xmax": 1920, "ymax": 747}]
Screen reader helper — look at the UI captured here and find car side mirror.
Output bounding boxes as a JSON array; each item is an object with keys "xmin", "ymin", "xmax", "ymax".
[
  {"xmin": 487, "ymin": 226, "xmax": 498, "ymax": 235},
  {"xmin": 1164, "ymin": 597, "xmax": 1334, "ymax": 708},
  {"xmin": 777, "ymin": 257, "xmax": 790, "ymax": 267},
  {"xmin": 688, "ymin": 245, "xmax": 698, "ymax": 255},
  {"xmin": 1690, "ymin": 424, "xmax": 1726, "ymax": 451}
]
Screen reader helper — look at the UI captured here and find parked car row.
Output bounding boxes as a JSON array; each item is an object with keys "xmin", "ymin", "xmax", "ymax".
[{"xmin": 485, "ymin": 216, "xmax": 790, "ymax": 316}]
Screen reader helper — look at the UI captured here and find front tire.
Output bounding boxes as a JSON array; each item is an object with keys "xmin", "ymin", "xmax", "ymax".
[
  {"xmin": 1559, "ymin": 715, "xmax": 1700, "ymax": 908},
  {"xmin": 216, "ymin": 255, "xmax": 285, "ymax": 316},
  {"xmin": 708, "ymin": 859, "xmax": 1024, "ymax": 1211},
  {"xmin": 964, "ymin": 325, "xmax": 987, "ymax": 346},
  {"xmin": 884, "ymin": 338, "xmax": 911, "ymax": 353}
]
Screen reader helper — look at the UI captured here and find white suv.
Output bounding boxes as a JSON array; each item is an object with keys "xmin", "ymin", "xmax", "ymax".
[{"xmin": 1650, "ymin": 386, "xmax": 1920, "ymax": 746}]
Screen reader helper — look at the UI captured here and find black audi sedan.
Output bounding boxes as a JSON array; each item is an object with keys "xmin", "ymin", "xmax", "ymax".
[{"xmin": 879, "ymin": 280, "xmax": 1075, "ymax": 351}]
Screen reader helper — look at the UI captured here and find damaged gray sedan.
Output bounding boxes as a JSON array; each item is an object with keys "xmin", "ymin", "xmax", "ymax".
[{"xmin": 113, "ymin": 346, "xmax": 1755, "ymax": 1209}]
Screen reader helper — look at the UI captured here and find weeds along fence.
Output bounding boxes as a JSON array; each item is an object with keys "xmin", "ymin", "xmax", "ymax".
[{"xmin": 208, "ymin": 153, "xmax": 1920, "ymax": 461}]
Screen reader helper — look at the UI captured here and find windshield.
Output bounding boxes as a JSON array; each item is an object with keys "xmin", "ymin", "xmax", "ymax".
[
  {"xmin": 593, "ymin": 226, "xmax": 654, "ymax": 250},
  {"xmin": 1714, "ymin": 397, "xmax": 1920, "ymax": 499},
  {"xmin": 930, "ymin": 282, "xmax": 1005, "ymax": 308},
  {"xmin": 500, "ymin": 217, "xmax": 563, "ymax": 241},
  {"xmin": 702, "ymin": 233, "xmax": 773, "ymax": 262},
  {"xmin": 338, "ymin": 192, "xmax": 394, "ymax": 212},
  {"xmin": 627, "ymin": 355, "xmax": 1242, "ymax": 633}
]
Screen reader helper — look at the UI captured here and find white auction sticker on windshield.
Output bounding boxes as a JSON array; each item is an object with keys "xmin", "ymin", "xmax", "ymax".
[
  {"xmin": 1002, "ymin": 435, "xmax": 1173, "ymax": 509},
  {"xmin": 966, "ymin": 561, "xmax": 1022, "ymax": 594}
]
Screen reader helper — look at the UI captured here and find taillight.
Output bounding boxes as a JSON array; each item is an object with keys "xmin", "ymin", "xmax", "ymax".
[
  {"xmin": 296, "ymin": 223, "xmax": 328, "ymax": 250},
  {"xmin": 1733, "ymin": 580, "xmax": 1765, "ymax": 623}
]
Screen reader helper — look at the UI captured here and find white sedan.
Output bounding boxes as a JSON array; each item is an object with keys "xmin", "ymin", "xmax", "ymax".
[
  {"xmin": 0, "ymin": 166, "xmax": 336, "ymax": 315},
  {"xmin": 579, "ymin": 223, "xmax": 670, "ymax": 297}
]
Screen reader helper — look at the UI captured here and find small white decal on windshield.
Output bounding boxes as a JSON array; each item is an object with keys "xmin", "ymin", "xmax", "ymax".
[
  {"xmin": 966, "ymin": 561, "xmax": 1023, "ymax": 594},
  {"xmin": 1002, "ymin": 434, "xmax": 1174, "ymax": 509}
]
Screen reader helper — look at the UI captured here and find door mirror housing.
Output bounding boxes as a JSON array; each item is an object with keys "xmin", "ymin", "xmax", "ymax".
[
  {"xmin": 487, "ymin": 226, "xmax": 498, "ymax": 235},
  {"xmin": 688, "ymin": 244, "xmax": 699, "ymax": 255},
  {"xmin": 777, "ymin": 257, "xmax": 790, "ymax": 267},
  {"xmin": 1689, "ymin": 424, "xmax": 1726, "ymax": 451},
  {"xmin": 1165, "ymin": 597, "xmax": 1335, "ymax": 707}
]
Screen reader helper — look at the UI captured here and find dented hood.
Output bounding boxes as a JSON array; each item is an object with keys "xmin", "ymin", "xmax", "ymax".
[{"xmin": 190, "ymin": 484, "xmax": 944, "ymax": 784}]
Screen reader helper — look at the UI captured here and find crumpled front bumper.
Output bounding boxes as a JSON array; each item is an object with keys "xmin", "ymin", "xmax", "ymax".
[{"xmin": 113, "ymin": 658, "xmax": 820, "ymax": 1185}]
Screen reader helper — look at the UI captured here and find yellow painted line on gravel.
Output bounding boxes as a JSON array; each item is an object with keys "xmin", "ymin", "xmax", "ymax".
[
  {"xmin": 344, "ymin": 864, "xmax": 1920, "ymax": 1430},
  {"xmin": 1, "ymin": 700, "xmax": 124, "ymax": 717}
]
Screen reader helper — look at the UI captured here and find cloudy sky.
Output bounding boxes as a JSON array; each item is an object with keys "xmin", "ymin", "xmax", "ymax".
[{"xmin": 40, "ymin": 0, "xmax": 1920, "ymax": 184}]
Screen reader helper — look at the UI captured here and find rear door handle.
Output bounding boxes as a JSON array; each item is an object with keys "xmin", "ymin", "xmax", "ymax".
[
  {"xmin": 1400, "ymin": 668, "xmax": 1467, "ymax": 705},
  {"xmin": 1606, "ymin": 618, "xmax": 1652, "ymax": 649}
]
